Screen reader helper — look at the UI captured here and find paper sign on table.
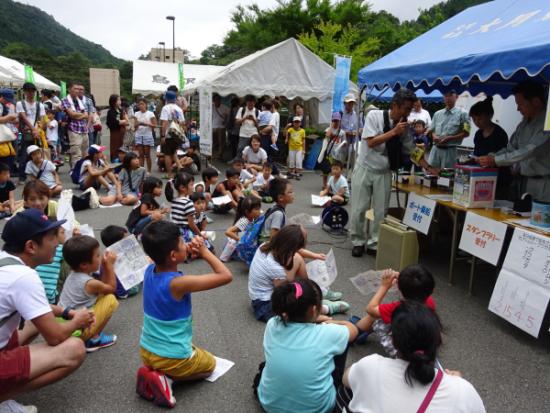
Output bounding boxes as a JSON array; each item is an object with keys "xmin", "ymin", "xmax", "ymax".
[
  {"xmin": 106, "ymin": 235, "xmax": 149, "ymax": 290},
  {"xmin": 488, "ymin": 228, "xmax": 550, "ymax": 337},
  {"xmin": 205, "ymin": 357, "xmax": 235, "ymax": 382},
  {"xmin": 306, "ymin": 249, "xmax": 337, "ymax": 289},
  {"xmin": 402, "ymin": 193, "xmax": 436, "ymax": 234},
  {"xmin": 488, "ymin": 269, "xmax": 550, "ymax": 337},
  {"xmin": 212, "ymin": 194, "xmax": 232, "ymax": 206},
  {"xmin": 311, "ymin": 195, "xmax": 331, "ymax": 207},
  {"xmin": 459, "ymin": 212, "xmax": 507, "ymax": 265}
]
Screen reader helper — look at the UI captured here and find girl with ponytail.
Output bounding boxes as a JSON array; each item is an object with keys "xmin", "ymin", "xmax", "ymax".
[
  {"xmin": 340, "ymin": 301, "xmax": 485, "ymax": 412},
  {"xmin": 254, "ymin": 278, "xmax": 358, "ymax": 413}
]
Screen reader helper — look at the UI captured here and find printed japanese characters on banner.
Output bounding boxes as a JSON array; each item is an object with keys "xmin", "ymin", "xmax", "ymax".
[
  {"xmin": 459, "ymin": 212, "xmax": 507, "ymax": 265},
  {"xmin": 402, "ymin": 193, "xmax": 436, "ymax": 235}
]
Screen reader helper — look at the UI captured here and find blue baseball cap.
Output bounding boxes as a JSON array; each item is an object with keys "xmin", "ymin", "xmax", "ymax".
[
  {"xmin": 165, "ymin": 90, "xmax": 177, "ymax": 102},
  {"xmin": 2, "ymin": 209, "xmax": 66, "ymax": 245},
  {"xmin": 0, "ymin": 88, "xmax": 15, "ymax": 103}
]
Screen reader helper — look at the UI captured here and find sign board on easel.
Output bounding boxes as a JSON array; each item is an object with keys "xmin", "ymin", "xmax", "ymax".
[
  {"xmin": 488, "ymin": 228, "xmax": 550, "ymax": 337},
  {"xmin": 402, "ymin": 193, "xmax": 436, "ymax": 235},
  {"xmin": 459, "ymin": 212, "xmax": 507, "ymax": 265}
]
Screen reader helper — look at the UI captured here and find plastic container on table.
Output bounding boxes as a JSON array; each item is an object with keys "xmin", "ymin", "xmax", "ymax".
[{"xmin": 452, "ymin": 165, "xmax": 497, "ymax": 208}]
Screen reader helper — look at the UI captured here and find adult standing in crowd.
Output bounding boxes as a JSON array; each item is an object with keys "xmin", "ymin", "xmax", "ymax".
[
  {"xmin": 337, "ymin": 301, "xmax": 486, "ymax": 412},
  {"xmin": 0, "ymin": 89, "xmax": 18, "ymax": 172},
  {"xmin": 227, "ymin": 96, "xmax": 241, "ymax": 158},
  {"xmin": 17, "ymin": 83, "xmax": 46, "ymax": 184},
  {"xmin": 160, "ymin": 90, "xmax": 185, "ymax": 180},
  {"xmin": 235, "ymin": 95, "xmax": 259, "ymax": 157},
  {"xmin": 212, "ymin": 93, "xmax": 229, "ymax": 160},
  {"xmin": 259, "ymin": 99, "xmax": 281, "ymax": 164},
  {"xmin": 350, "ymin": 90, "xmax": 435, "ymax": 257},
  {"xmin": 408, "ymin": 99, "xmax": 432, "ymax": 130},
  {"xmin": 341, "ymin": 93, "xmax": 363, "ymax": 165},
  {"xmin": 78, "ymin": 85, "xmax": 96, "ymax": 147},
  {"xmin": 428, "ymin": 90, "xmax": 470, "ymax": 169},
  {"xmin": 167, "ymin": 85, "xmax": 188, "ymax": 113},
  {"xmin": 106, "ymin": 94, "xmax": 129, "ymax": 162},
  {"xmin": 134, "ymin": 97, "xmax": 156, "ymax": 173},
  {"xmin": 61, "ymin": 83, "xmax": 89, "ymax": 168},
  {"xmin": 477, "ymin": 81, "xmax": 550, "ymax": 202},
  {"xmin": 0, "ymin": 209, "xmax": 94, "ymax": 410},
  {"xmin": 287, "ymin": 103, "xmax": 306, "ymax": 129}
]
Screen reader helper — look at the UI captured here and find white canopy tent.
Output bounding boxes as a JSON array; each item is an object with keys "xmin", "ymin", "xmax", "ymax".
[
  {"xmin": 131, "ymin": 60, "xmax": 224, "ymax": 95},
  {"xmin": 186, "ymin": 38, "xmax": 357, "ymax": 155},
  {"xmin": 0, "ymin": 55, "xmax": 60, "ymax": 91}
]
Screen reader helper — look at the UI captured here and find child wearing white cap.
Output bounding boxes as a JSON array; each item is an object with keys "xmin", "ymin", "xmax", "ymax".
[{"xmin": 25, "ymin": 145, "xmax": 62, "ymax": 197}]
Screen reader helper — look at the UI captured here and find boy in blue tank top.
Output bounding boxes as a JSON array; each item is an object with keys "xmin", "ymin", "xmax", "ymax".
[{"xmin": 136, "ymin": 220, "xmax": 232, "ymax": 408}]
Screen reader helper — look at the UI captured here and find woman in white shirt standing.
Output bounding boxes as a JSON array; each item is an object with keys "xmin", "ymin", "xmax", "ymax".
[
  {"xmin": 337, "ymin": 301, "xmax": 486, "ymax": 413},
  {"xmin": 134, "ymin": 97, "xmax": 157, "ymax": 173}
]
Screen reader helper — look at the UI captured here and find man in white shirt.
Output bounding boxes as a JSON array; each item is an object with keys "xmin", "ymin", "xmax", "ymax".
[
  {"xmin": 0, "ymin": 209, "xmax": 93, "ymax": 406},
  {"xmin": 16, "ymin": 82, "xmax": 46, "ymax": 184},
  {"xmin": 235, "ymin": 95, "xmax": 259, "ymax": 157},
  {"xmin": 407, "ymin": 99, "xmax": 432, "ymax": 130},
  {"xmin": 212, "ymin": 94, "xmax": 230, "ymax": 160},
  {"xmin": 160, "ymin": 90, "xmax": 186, "ymax": 179}
]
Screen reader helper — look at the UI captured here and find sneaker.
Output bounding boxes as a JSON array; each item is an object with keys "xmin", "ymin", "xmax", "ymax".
[
  {"xmin": 323, "ymin": 299, "xmax": 350, "ymax": 315},
  {"xmin": 136, "ymin": 366, "xmax": 154, "ymax": 401},
  {"xmin": 148, "ymin": 370, "xmax": 176, "ymax": 408},
  {"xmin": 351, "ymin": 245, "xmax": 364, "ymax": 257},
  {"xmin": 324, "ymin": 290, "xmax": 343, "ymax": 301},
  {"xmin": 0, "ymin": 400, "xmax": 38, "ymax": 413},
  {"xmin": 117, "ymin": 293, "xmax": 129, "ymax": 299},
  {"xmin": 85, "ymin": 332, "xmax": 117, "ymax": 352},
  {"xmin": 270, "ymin": 143, "xmax": 279, "ymax": 151}
]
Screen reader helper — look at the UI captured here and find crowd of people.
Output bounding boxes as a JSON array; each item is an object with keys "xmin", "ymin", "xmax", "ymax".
[{"xmin": 2, "ymin": 78, "xmax": 549, "ymax": 412}]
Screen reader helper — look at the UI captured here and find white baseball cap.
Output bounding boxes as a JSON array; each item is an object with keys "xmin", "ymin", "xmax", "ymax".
[
  {"xmin": 343, "ymin": 93, "xmax": 357, "ymax": 103},
  {"xmin": 26, "ymin": 145, "xmax": 41, "ymax": 156}
]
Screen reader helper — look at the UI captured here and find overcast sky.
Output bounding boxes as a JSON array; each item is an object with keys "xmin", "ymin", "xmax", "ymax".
[{"xmin": 18, "ymin": 0, "xmax": 442, "ymax": 60}]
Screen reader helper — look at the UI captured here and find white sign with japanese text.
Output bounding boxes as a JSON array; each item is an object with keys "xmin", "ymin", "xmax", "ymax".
[
  {"xmin": 459, "ymin": 212, "xmax": 507, "ymax": 265},
  {"xmin": 489, "ymin": 228, "xmax": 550, "ymax": 337},
  {"xmin": 402, "ymin": 193, "xmax": 436, "ymax": 235},
  {"xmin": 106, "ymin": 235, "xmax": 150, "ymax": 290}
]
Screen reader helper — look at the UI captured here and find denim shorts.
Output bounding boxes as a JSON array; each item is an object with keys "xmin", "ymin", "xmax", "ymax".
[
  {"xmin": 135, "ymin": 134, "xmax": 155, "ymax": 147},
  {"xmin": 251, "ymin": 300, "xmax": 274, "ymax": 322}
]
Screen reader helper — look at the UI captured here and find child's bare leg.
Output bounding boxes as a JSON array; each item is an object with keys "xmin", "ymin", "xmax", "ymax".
[
  {"xmin": 144, "ymin": 145, "xmax": 152, "ymax": 173},
  {"xmin": 331, "ymin": 194, "xmax": 345, "ymax": 204},
  {"xmin": 100, "ymin": 194, "xmax": 116, "ymax": 206},
  {"xmin": 356, "ymin": 314, "xmax": 375, "ymax": 332},
  {"xmin": 50, "ymin": 185, "xmax": 62, "ymax": 197},
  {"xmin": 97, "ymin": 176, "xmax": 111, "ymax": 191},
  {"xmin": 121, "ymin": 194, "xmax": 138, "ymax": 205}
]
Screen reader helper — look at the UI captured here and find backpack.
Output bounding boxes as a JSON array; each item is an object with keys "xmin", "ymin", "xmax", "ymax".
[
  {"xmin": 236, "ymin": 205, "xmax": 284, "ymax": 265},
  {"xmin": 321, "ymin": 204, "xmax": 349, "ymax": 232},
  {"xmin": 70, "ymin": 158, "xmax": 86, "ymax": 184},
  {"xmin": 382, "ymin": 110, "xmax": 402, "ymax": 172}
]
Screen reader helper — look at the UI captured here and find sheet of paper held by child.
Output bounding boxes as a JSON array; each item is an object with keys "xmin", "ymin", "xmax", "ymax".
[
  {"xmin": 205, "ymin": 357, "xmax": 235, "ymax": 382},
  {"xmin": 350, "ymin": 270, "xmax": 399, "ymax": 301},
  {"xmin": 311, "ymin": 195, "xmax": 331, "ymax": 207},
  {"xmin": 306, "ymin": 249, "xmax": 337, "ymax": 290},
  {"xmin": 57, "ymin": 191, "xmax": 75, "ymax": 237},
  {"xmin": 212, "ymin": 194, "xmax": 232, "ymax": 206},
  {"xmin": 288, "ymin": 213, "xmax": 321, "ymax": 227},
  {"xmin": 106, "ymin": 235, "xmax": 150, "ymax": 290}
]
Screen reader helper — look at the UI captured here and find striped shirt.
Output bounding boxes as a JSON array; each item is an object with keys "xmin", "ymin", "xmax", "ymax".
[
  {"xmin": 36, "ymin": 244, "xmax": 63, "ymax": 304},
  {"xmin": 170, "ymin": 196, "xmax": 195, "ymax": 227}
]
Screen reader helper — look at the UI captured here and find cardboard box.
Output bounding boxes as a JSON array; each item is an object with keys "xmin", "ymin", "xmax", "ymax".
[{"xmin": 453, "ymin": 165, "xmax": 497, "ymax": 208}]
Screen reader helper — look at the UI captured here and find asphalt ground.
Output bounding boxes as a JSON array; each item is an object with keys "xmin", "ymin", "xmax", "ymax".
[{"xmin": 7, "ymin": 154, "xmax": 550, "ymax": 413}]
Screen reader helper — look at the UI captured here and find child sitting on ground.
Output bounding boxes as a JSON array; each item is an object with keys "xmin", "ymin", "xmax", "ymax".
[
  {"xmin": 248, "ymin": 225, "xmax": 349, "ymax": 322},
  {"xmin": 79, "ymin": 145, "xmax": 117, "ymax": 192},
  {"xmin": 242, "ymin": 134, "xmax": 268, "ymax": 174},
  {"xmin": 231, "ymin": 157, "xmax": 256, "ymax": 195},
  {"xmin": 58, "ymin": 235, "xmax": 119, "ymax": 352},
  {"xmin": 100, "ymin": 225, "xmax": 141, "ymax": 299},
  {"xmin": 165, "ymin": 172, "xmax": 201, "ymax": 243},
  {"xmin": 136, "ymin": 220, "xmax": 232, "ymax": 408},
  {"xmin": 285, "ymin": 116, "xmax": 306, "ymax": 180},
  {"xmin": 0, "ymin": 162, "xmax": 22, "ymax": 218},
  {"xmin": 25, "ymin": 145, "xmax": 62, "ymax": 197},
  {"xmin": 126, "ymin": 177, "xmax": 168, "ymax": 235},
  {"xmin": 101, "ymin": 151, "xmax": 146, "ymax": 206},
  {"xmin": 201, "ymin": 167, "xmax": 219, "ymax": 204},
  {"xmin": 252, "ymin": 162, "xmax": 274, "ymax": 202},
  {"xmin": 319, "ymin": 160, "xmax": 349, "ymax": 206},
  {"xmin": 253, "ymin": 279, "xmax": 358, "ymax": 413},
  {"xmin": 349, "ymin": 264, "xmax": 436, "ymax": 353},
  {"xmin": 221, "ymin": 196, "xmax": 262, "ymax": 262},
  {"xmin": 190, "ymin": 191, "xmax": 214, "ymax": 251},
  {"xmin": 212, "ymin": 167, "xmax": 242, "ymax": 213},
  {"xmin": 36, "ymin": 223, "xmax": 67, "ymax": 303}
]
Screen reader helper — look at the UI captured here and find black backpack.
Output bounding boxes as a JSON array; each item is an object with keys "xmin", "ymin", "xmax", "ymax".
[{"xmin": 382, "ymin": 110, "xmax": 402, "ymax": 172}]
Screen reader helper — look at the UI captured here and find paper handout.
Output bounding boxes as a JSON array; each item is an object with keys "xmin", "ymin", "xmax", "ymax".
[
  {"xmin": 311, "ymin": 195, "xmax": 331, "ymax": 207},
  {"xmin": 205, "ymin": 357, "xmax": 235, "ymax": 382},
  {"xmin": 106, "ymin": 235, "xmax": 150, "ymax": 290},
  {"xmin": 212, "ymin": 194, "xmax": 232, "ymax": 206},
  {"xmin": 306, "ymin": 249, "xmax": 337, "ymax": 289}
]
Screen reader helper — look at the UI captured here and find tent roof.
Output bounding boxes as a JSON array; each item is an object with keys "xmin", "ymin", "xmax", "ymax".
[
  {"xmin": 186, "ymin": 38, "xmax": 357, "ymax": 100},
  {"xmin": 358, "ymin": 0, "xmax": 550, "ymax": 97},
  {"xmin": 132, "ymin": 60, "xmax": 224, "ymax": 95},
  {"xmin": 366, "ymin": 88, "xmax": 443, "ymax": 103},
  {"xmin": 0, "ymin": 55, "xmax": 60, "ymax": 91}
]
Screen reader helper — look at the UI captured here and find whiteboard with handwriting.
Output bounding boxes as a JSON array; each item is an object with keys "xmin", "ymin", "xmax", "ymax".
[{"xmin": 489, "ymin": 228, "xmax": 550, "ymax": 337}]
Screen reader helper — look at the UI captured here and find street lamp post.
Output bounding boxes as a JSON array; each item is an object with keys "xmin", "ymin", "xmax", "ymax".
[
  {"xmin": 159, "ymin": 41, "xmax": 165, "ymax": 62},
  {"xmin": 166, "ymin": 16, "xmax": 175, "ymax": 63}
]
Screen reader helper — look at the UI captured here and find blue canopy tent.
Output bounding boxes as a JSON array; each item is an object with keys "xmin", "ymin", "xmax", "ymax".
[
  {"xmin": 366, "ymin": 87, "xmax": 443, "ymax": 103},
  {"xmin": 358, "ymin": 0, "xmax": 550, "ymax": 97}
]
